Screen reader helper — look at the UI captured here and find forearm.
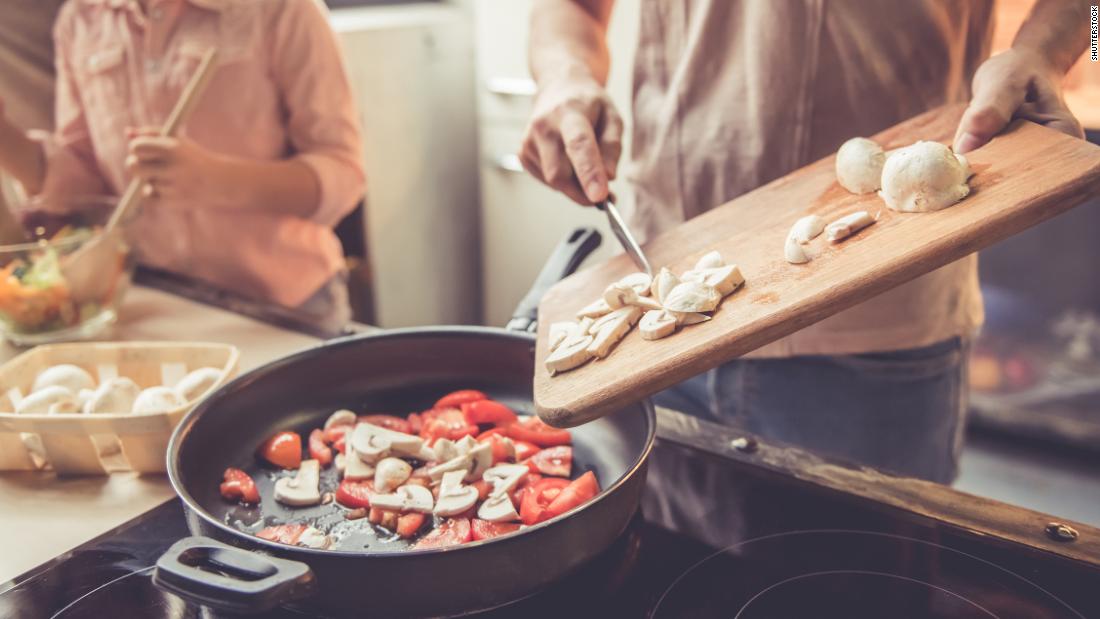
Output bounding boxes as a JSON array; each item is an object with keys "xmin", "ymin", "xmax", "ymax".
[
  {"xmin": 0, "ymin": 119, "xmax": 46, "ymax": 195},
  {"xmin": 530, "ymin": 0, "xmax": 614, "ymax": 87},
  {"xmin": 210, "ymin": 156, "xmax": 321, "ymax": 219},
  {"xmin": 1013, "ymin": 0, "xmax": 1092, "ymax": 75}
]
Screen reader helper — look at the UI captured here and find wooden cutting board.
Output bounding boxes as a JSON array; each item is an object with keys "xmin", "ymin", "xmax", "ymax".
[{"xmin": 533, "ymin": 103, "xmax": 1100, "ymax": 427}]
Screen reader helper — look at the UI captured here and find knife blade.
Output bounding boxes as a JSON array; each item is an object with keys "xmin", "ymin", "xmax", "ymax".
[{"xmin": 597, "ymin": 199, "xmax": 652, "ymax": 276}]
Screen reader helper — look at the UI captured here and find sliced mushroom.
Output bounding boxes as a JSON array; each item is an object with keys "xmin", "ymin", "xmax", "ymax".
[
  {"xmin": 548, "ymin": 321, "xmax": 581, "ymax": 352},
  {"xmin": 433, "ymin": 438, "xmax": 459, "ymax": 462},
  {"xmin": 673, "ymin": 311, "xmax": 711, "ymax": 326},
  {"xmin": 83, "ymin": 377, "xmax": 141, "ymax": 414},
  {"xmin": 587, "ymin": 306, "xmax": 642, "ymax": 335},
  {"xmin": 324, "ymin": 409, "xmax": 357, "ymax": 430},
  {"xmin": 576, "ymin": 298, "xmax": 613, "ymax": 319},
  {"xmin": 465, "ymin": 442, "xmax": 493, "ymax": 482},
  {"xmin": 482, "ymin": 463, "xmax": 530, "ymax": 497},
  {"xmin": 651, "ymin": 267, "xmax": 681, "ymax": 305},
  {"xmin": 351, "ymin": 422, "xmax": 425, "ymax": 461},
  {"xmin": 616, "ymin": 272, "xmax": 653, "ymax": 295},
  {"xmin": 789, "ymin": 215, "xmax": 826, "ymax": 243},
  {"xmin": 664, "ymin": 280, "xmax": 722, "ymax": 313},
  {"xmin": 784, "ymin": 234, "xmax": 809, "ymax": 264},
  {"xmin": 371, "ymin": 483, "xmax": 434, "ymax": 513},
  {"xmin": 32, "ymin": 364, "xmax": 95, "ymax": 395},
  {"xmin": 343, "ymin": 444, "xmax": 376, "ymax": 480},
  {"xmin": 455, "ymin": 434, "xmax": 480, "ymax": 454},
  {"xmin": 639, "ymin": 310, "xmax": 678, "ymax": 340},
  {"xmin": 586, "ymin": 309, "xmax": 638, "ymax": 359},
  {"xmin": 433, "ymin": 470, "xmax": 479, "ymax": 517},
  {"xmin": 131, "ymin": 387, "xmax": 185, "ymax": 414},
  {"xmin": 825, "ymin": 211, "xmax": 875, "ymax": 242},
  {"xmin": 693, "ymin": 250, "xmax": 724, "ymax": 271},
  {"xmin": 173, "ymin": 367, "xmax": 223, "ymax": 403},
  {"xmin": 296, "ymin": 526, "xmax": 332, "ymax": 550},
  {"xmin": 682, "ymin": 264, "xmax": 744, "ymax": 296},
  {"xmin": 374, "ymin": 457, "xmax": 413, "ymax": 493},
  {"xmin": 603, "ymin": 282, "xmax": 637, "ymax": 309},
  {"xmin": 477, "ymin": 492, "xmax": 519, "ymax": 523},
  {"xmin": 577, "ymin": 316, "xmax": 594, "ymax": 333},
  {"xmin": 545, "ymin": 334, "xmax": 594, "ymax": 375},
  {"xmin": 274, "ymin": 459, "xmax": 322, "ymax": 506},
  {"xmin": 428, "ymin": 452, "xmax": 473, "ymax": 481}
]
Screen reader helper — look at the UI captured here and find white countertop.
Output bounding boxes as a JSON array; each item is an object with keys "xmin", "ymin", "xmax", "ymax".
[{"xmin": 0, "ymin": 286, "xmax": 322, "ymax": 584}]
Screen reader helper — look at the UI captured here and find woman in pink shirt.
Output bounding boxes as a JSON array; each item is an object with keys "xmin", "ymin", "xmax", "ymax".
[{"xmin": 0, "ymin": 0, "xmax": 366, "ymax": 329}]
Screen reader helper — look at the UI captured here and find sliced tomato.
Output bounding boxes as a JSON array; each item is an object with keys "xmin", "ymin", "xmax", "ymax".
[
  {"xmin": 419, "ymin": 408, "xmax": 478, "ymax": 442},
  {"xmin": 513, "ymin": 440, "xmax": 540, "ymax": 462},
  {"xmin": 219, "ymin": 467, "xmax": 260, "ymax": 504},
  {"xmin": 434, "ymin": 389, "xmax": 487, "ymax": 410},
  {"xmin": 510, "ymin": 472, "xmax": 542, "ymax": 508},
  {"xmin": 505, "ymin": 417, "xmax": 572, "ymax": 447},
  {"xmin": 396, "ymin": 512, "xmax": 426, "ymax": 539},
  {"xmin": 545, "ymin": 471, "xmax": 600, "ymax": 519},
  {"xmin": 479, "ymin": 434, "xmax": 515, "ymax": 464},
  {"xmin": 519, "ymin": 477, "xmax": 570, "ymax": 525},
  {"xmin": 322, "ymin": 424, "xmax": 351, "ymax": 444},
  {"xmin": 308, "ymin": 429, "xmax": 333, "ymax": 467},
  {"xmin": 257, "ymin": 523, "xmax": 307, "ymax": 545},
  {"xmin": 525, "ymin": 446, "xmax": 572, "ymax": 477},
  {"xmin": 407, "ymin": 412, "xmax": 423, "ymax": 434},
  {"xmin": 471, "ymin": 519, "xmax": 521, "ymax": 541},
  {"xmin": 413, "ymin": 518, "xmax": 472, "ymax": 549},
  {"xmin": 461, "ymin": 400, "xmax": 518, "ymax": 426},
  {"xmin": 359, "ymin": 414, "xmax": 412, "ymax": 435},
  {"xmin": 257, "ymin": 431, "xmax": 302, "ymax": 469},
  {"xmin": 471, "ymin": 479, "xmax": 493, "ymax": 501},
  {"xmin": 335, "ymin": 479, "xmax": 375, "ymax": 509}
]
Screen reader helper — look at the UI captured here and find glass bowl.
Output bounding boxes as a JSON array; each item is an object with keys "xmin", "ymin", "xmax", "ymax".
[{"xmin": 0, "ymin": 195, "xmax": 134, "ymax": 346}]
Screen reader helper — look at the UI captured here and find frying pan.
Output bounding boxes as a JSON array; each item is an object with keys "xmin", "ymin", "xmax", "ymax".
[{"xmin": 154, "ymin": 228, "xmax": 657, "ymax": 617}]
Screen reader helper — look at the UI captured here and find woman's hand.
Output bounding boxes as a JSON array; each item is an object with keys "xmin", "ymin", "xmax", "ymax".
[
  {"xmin": 519, "ymin": 75, "xmax": 623, "ymax": 205},
  {"xmin": 954, "ymin": 48, "xmax": 1084, "ymax": 154},
  {"xmin": 125, "ymin": 129, "xmax": 227, "ymax": 203}
]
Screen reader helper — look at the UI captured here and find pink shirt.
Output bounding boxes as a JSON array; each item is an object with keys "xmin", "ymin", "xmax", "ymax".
[{"xmin": 37, "ymin": 0, "xmax": 365, "ymax": 307}]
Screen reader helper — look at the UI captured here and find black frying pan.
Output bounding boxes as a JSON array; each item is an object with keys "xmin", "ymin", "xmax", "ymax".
[{"xmin": 154, "ymin": 229, "xmax": 656, "ymax": 617}]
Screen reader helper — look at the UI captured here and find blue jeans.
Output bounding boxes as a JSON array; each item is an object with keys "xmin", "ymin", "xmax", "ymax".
[{"xmin": 653, "ymin": 337, "xmax": 970, "ymax": 483}]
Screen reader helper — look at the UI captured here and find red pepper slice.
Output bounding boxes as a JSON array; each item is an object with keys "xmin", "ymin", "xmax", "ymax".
[
  {"xmin": 504, "ymin": 417, "xmax": 572, "ymax": 447},
  {"xmin": 308, "ymin": 429, "xmax": 333, "ymax": 467},
  {"xmin": 335, "ymin": 479, "xmax": 375, "ymax": 509},
  {"xmin": 256, "ymin": 523, "xmax": 307, "ymax": 545},
  {"xmin": 219, "ymin": 467, "xmax": 260, "ymax": 504},
  {"xmin": 461, "ymin": 400, "xmax": 518, "ymax": 426},
  {"xmin": 434, "ymin": 390, "xmax": 487, "ymax": 410}
]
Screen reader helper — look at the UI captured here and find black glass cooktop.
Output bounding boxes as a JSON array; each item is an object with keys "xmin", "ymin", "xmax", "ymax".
[{"xmin": 3, "ymin": 437, "xmax": 1097, "ymax": 618}]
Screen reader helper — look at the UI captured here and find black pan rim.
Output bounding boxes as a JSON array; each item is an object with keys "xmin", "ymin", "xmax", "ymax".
[{"xmin": 166, "ymin": 325, "xmax": 657, "ymax": 559}]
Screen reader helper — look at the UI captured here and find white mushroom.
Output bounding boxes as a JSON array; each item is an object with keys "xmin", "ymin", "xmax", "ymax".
[
  {"xmin": 16, "ymin": 386, "xmax": 75, "ymax": 415},
  {"xmin": 433, "ymin": 438, "xmax": 459, "ymax": 462},
  {"xmin": 616, "ymin": 272, "xmax": 653, "ymax": 296},
  {"xmin": 482, "ymin": 463, "xmax": 530, "ymax": 496},
  {"xmin": 273, "ymin": 459, "xmax": 322, "ymax": 506},
  {"xmin": 343, "ymin": 444, "xmax": 375, "ymax": 480},
  {"xmin": 825, "ymin": 211, "xmax": 876, "ymax": 242},
  {"xmin": 351, "ymin": 422, "xmax": 425, "ymax": 461},
  {"xmin": 587, "ymin": 308, "xmax": 638, "ymax": 359},
  {"xmin": 576, "ymin": 298, "xmax": 613, "ymax": 319},
  {"xmin": 428, "ymin": 452, "xmax": 473, "ymax": 481},
  {"xmin": 48, "ymin": 400, "xmax": 80, "ymax": 414},
  {"xmin": 334, "ymin": 453, "xmax": 346, "ymax": 472},
  {"xmin": 477, "ymin": 492, "xmax": 519, "ymax": 523},
  {"xmin": 681, "ymin": 264, "xmax": 744, "ymax": 296},
  {"xmin": 131, "ymin": 387, "xmax": 185, "ymax": 414},
  {"xmin": 789, "ymin": 215, "xmax": 826, "ymax": 243},
  {"xmin": 603, "ymin": 282, "xmax": 638, "ymax": 309},
  {"xmin": 83, "ymin": 377, "xmax": 141, "ymax": 414},
  {"xmin": 693, "ymin": 250, "xmax": 724, "ymax": 271},
  {"xmin": 587, "ymin": 306, "xmax": 643, "ymax": 335},
  {"xmin": 324, "ymin": 409, "xmax": 357, "ymax": 430},
  {"xmin": 76, "ymin": 389, "xmax": 95, "ymax": 410},
  {"xmin": 879, "ymin": 140, "xmax": 971, "ymax": 212},
  {"xmin": 174, "ymin": 367, "xmax": 223, "ymax": 403},
  {"xmin": 640, "ymin": 310, "xmax": 678, "ymax": 340},
  {"xmin": 664, "ymin": 281, "xmax": 722, "ymax": 313},
  {"xmin": 545, "ymin": 334, "xmax": 594, "ymax": 375},
  {"xmin": 32, "ymin": 365, "xmax": 95, "ymax": 395},
  {"xmin": 455, "ymin": 434, "xmax": 480, "ymax": 454},
  {"xmin": 784, "ymin": 234, "xmax": 810, "ymax": 264},
  {"xmin": 433, "ymin": 470, "xmax": 479, "ymax": 517},
  {"xmin": 374, "ymin": 457, "xmax": 413, "ymax": 493},
  {"xmin": 370, "ymin": 484, "xmax": 434, "ymax": 513},
  {"xmin": 548, "ymin": 321, "xmax": 581, "ymax": 352},
  {"xmin": 296, "ymin": 526, "xmax": 332, "ymax": 550},
  {"xmin": 651, "ymin": 267, "xmax": 681, "ymax": 305},
  {"xmin": 673, "ymin": 312, "xmax": 711, "ymax": 326},
  {"xmin": 465, "ymin": 442, "xmax": 493, "ymax": 482},
  {"xmin": 835, "ymin": 137, "xmax": 886, "ymax": 194}
]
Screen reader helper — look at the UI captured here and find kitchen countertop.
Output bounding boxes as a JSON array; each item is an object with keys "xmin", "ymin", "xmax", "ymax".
[{"xmin": 0, "ymin": 285, "xmax": 325, "ymax": 584}]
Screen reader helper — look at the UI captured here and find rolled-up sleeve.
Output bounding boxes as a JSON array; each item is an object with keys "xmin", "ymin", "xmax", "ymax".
[
  {"xmin": 32, "ymin": 7, "xmax": 109, "ymax": 208},
  {"xmin": 269, "ymin": 0, "xmax": 366, "ymax": 227}
]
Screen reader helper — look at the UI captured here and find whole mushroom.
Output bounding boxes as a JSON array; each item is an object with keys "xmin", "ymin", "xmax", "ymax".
[
  {"xmin": 879, "ymin": 140, "xmax": 971, "ymax": 212},
  {"xmin": 835, "ymin": 137, "xmax": 886, "ymax": 194}
]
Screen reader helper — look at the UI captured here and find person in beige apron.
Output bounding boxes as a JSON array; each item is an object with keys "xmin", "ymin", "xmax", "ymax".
[{"xmin": 521, "ymin": 0, "xmax": 1091, "ymax": 483}]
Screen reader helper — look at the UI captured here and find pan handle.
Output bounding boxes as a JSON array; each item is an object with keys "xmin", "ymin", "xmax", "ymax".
[
  {"xmin": 154, "ymin": 536, "xmax": 317, "ymax": 614},
  {"xmin": 506, "ymin": 227, "xmax": 602, "ymax": 333}
]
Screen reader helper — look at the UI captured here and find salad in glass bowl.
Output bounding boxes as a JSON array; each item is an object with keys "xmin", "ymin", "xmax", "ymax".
[{"xmin": 0, "ymin": 196, "xmax": 134, "ymax": 345}]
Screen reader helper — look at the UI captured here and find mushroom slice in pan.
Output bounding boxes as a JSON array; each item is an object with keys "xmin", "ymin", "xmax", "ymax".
[
  {"xmin": 681, "ymin": 264, "xmax": 744, "ymax": 296},
  {"xmin": 825, "ymin": 211, "xmax": 875, "ymax": 242},
  {"xmin": 274, "ymin": 459, "xmax": 322, "ymax": 506},
  {"xmin": 434, "ymin": 470, "xmax": 479, "ymax": 517},
  {"xmin": 374, "ymin": 457, "xmax": 413, "ymax": 493},
  {"xmin": 324, "ymin": 409, "xmax": 357, "ymax": 430},
  {"xmin": 428, "ymin": 452, "xmax": 473, "ymax": 481},
  {"xmin": 482, "ymin": 464, "xmax": 529, "ymax": 496},
  {"xmin": 433, "ymin": 438, "xmax": 459, "ymax": 462},
  {"xmin": 478, "ymin": 492, "xmax": 520, "ymax": 523},
  {"xmin": 465, "ymin": 442, "xmax": 494, "ymax": 482},
  {"xmin": 576, "ymin": 298, "xmax": 613, "ymax": 319},
  {"xmin": 651, "ymin": 267, "xmax": 680, "ymax": 305},
  {"xmin": 545, "ymin": 334, "xmax": 595, "ymax": 375},
  {"xmin": 371, "ymin": 484, "xmax": 434, "ymax": 513},
  {"xmin": 587, "ymin": 308, "xmax": 640, "ymax": 359},
  {"xmin": 664, "ymin": 280, "xmax": 722, "ymax": 313},
  {"xmin": 789, "ymin": 214, "xmax": 826, "ymax": 243},
  {"xmin": 352, "ymin": 422, "xmax": 425, "ymax": 461},
  {"xmin": 343, "ymin": 444, "xmax": 376, "ymax": 480},
  {"xmin": 694, "ymin": 250, "xmax": 724, "ymax": 271},
  {"xmin": 639, "ymin": 310, "xmax": 678, "ymax": 341}
]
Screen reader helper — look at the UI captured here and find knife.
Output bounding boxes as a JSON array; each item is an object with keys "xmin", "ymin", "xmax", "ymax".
[{"xmin": 596, "ymin": 199, "xmax": 652, "ymax": 276}]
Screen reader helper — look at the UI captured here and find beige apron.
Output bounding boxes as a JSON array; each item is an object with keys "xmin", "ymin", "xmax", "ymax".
[{"xmin": 627, "ymin": 0, "xmax": 992, "ymax": 357}]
